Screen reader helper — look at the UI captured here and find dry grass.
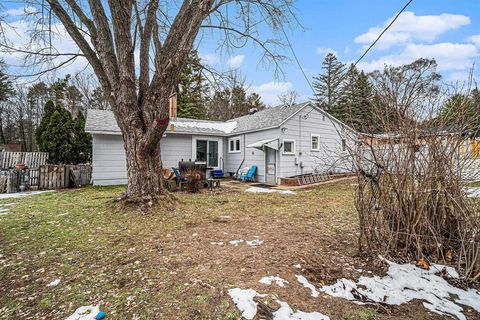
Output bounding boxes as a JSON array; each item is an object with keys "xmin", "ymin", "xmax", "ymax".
[{"xmin": 0, "ymin": 179, "xmax": 464, "ymax": 319}]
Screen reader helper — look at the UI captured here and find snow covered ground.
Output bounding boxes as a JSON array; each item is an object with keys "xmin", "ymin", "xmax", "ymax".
[
  {"xmin": 228, "ymin": 288, "xmax": 330, "ymax": 320},
  {"xmin": 0, "ymin": 203, "xmax": 15, "ymax": 215},
  {"xmin": 259, "ymin": 276, "xmax": 289, "ymax": 287},
  {"xmin": 65, "ymin": 305, "xmax": 100, "ymax": 320},
  {"xmin": 0, "ymin": 190, "xmax": 53, "ymax": 200},
  {"xmin": 465, "ymin": 187, "xmax": 480, "ymax": 198},
  {"xmin": 229, "ymin": 259, "xmax": 480, "ymax": 320},
  {"xmin": 320, "ymin": 258, "xmax": 480, "ymax": 320},
  {"xmin": 244, "ymin": 187, "xmax": 296, "ymax": 195}
]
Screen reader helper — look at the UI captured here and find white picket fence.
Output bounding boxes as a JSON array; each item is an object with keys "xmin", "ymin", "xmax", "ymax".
[{"xmin": 0, "ymin": 152, "xmax": 48, "ymax": 169}]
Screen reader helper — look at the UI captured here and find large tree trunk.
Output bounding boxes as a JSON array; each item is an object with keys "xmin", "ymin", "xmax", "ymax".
[
  {"xmin": 114, "ymin": 93, "xmax": 170, "ymax": 205},
  {"xmin": 124, "ymin": 133, "xmax": 163, "ymax": 200}
]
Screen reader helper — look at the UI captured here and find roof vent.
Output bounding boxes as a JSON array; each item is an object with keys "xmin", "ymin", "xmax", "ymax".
[{"xmin": 248, "ymin": 108, "xmax": 258, "ymax": 115}]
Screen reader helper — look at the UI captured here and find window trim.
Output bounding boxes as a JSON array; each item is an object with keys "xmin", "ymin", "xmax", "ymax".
[
  {"xmin": 228, "ymin": 137, "xmax": 241, "ymax": 153},
  {"xmin": 282, "ymin": 139, "xmax": 296, "ymax": 155},
  {"xmin": 311, "ymin": 134, "xmax": 320, "ymax": 151}
]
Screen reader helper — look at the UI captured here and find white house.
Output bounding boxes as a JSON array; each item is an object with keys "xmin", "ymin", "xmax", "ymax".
[{"xmin": 85, "ymin": 102, "xmax": 355, "ymax": 186}]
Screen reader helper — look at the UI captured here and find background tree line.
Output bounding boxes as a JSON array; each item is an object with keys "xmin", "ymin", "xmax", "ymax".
[{"xmin": 311, "ymin": 53, "xmax": 478, "ymax": 133}]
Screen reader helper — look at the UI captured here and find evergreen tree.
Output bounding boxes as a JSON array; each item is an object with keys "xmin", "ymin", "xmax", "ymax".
[
  {"xmin": 207, "ymin": 86, "xmax": 266, "ymax": 120},
  {"xmin": 338, "ymin": 66, "xmax": 379, "ymax": 132},
  {"xmin": 35, "ymin": 101, "xmax": 92, "ymax": 164},
  {"xmin": 71, "ymin": 111, "xmax": 92, "ymax": 163},
  {"xmin": 312, "ymin": 53, "xmax": 346, "ymax": 113},
  {"xmin": 176, "ymin": 51, "xmax": 208, "ymax": 119}
]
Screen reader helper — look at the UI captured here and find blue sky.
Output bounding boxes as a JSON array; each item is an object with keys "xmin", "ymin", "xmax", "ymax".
[
  {"xmin": 1, "ymin": 0, "xmax": 479, "ymax": 105},
  {"xmin": 197, "ymin": 0, "xmax": 480, "ymax": 104}
]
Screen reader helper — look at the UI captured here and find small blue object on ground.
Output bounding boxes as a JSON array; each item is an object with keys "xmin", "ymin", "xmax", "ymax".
[
  {"xmin": 211, "ymin": 169, "xmax": 224, "ymax": 178},
  {"xmin": 96, "ymin": 311, "xmax": 106, "ymax": 320}
]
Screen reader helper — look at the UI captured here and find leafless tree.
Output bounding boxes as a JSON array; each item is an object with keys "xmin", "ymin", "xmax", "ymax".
[
  {"xmin": 278, "ymin": 89, "xmax": 299, "ymax": 107},
  {"xmin": 1, "ymin": 0, "xmax": 298, "ymax": 205}
]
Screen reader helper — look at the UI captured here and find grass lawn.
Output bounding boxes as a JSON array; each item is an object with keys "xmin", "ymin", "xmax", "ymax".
[{"xmin": 0, "ymin": 180, "xmax": 457, "ymax": 319}]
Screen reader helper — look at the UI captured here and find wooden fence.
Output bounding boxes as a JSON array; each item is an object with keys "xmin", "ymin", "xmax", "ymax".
[
  {"xmin": 0, "ymin": 152, "xmax": 48, "ymax": 169},
  {"xmin": 0, "ymin": 164, "xmax": 92, "ymax": 193},
  {"xmin": 38, "ymin": 165, "xmax": 92, "ymax": 190}
]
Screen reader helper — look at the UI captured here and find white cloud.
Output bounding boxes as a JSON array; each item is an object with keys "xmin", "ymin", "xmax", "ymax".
[
  {"xmin": 0, "ymin": 17, "xmax": 87, "ymax": 78},
  {"xmin": 468, "ymin": 34, "xmax": 480, "ymax": 48},
  {"xmin": 199, "ymin": 53, "xmax": 219, "ymax": 66},
  {"xmin": 316, "ymin": 47, "xmax": 338, "ymax": 57},
  {"xmin": 227, "ymin": 55, "xmax": 245, "ymax": 68},
  {"xmin": 355, "ymin": 11, "xmax": 470, "ymax": 50},
  {"xmin": 249, "ymin": 81, "xmax": 293, "ymax": 106},
  {"xmin": 356, "ymin": 42, "xmax": 479, "ymax": 73},
  {"xmin": 5, "ymin": 6, "xmax": 37, "ymax": 16}
]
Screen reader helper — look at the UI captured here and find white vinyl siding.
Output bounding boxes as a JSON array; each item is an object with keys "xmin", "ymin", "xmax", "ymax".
[
  {"xmin": 224, "ymin": 128, "xmax": 280, "ymax": 183},
  {"xmin": 91, "ymin": 133, "xmax": 193, "ymax": 186},
  {"xmin": 279, "ymin": 105, "xmax": 354, "ymax": 178}
]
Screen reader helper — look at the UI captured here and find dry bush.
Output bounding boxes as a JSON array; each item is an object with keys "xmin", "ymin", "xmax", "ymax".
[{"xmin": 352, "ymin": 62, "xmax": 480, "ymax": 281}]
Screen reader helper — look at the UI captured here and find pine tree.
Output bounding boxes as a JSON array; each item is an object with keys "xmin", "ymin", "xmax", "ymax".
[
  {"xmin": 35, "ymin": 101, "xmax": 92, "ymax": 164},
  {"xmin": 312, "ymin": 53, "xmax": 346, "ymax": 113},
  {"xmin": 177, "ymin": 51, "xmax": 208, "ymax": 119},
  {"xmin": 71, "ymin": 111, "xmax": 92, "ymax": 163},
  {"xmin": 337, "ymin": 66, "xmax": 379, "ymax": 132}
]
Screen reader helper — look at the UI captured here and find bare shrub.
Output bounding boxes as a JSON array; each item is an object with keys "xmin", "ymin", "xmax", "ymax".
[{"xmin": 353, "ymin": 61, "xmax": 480, "ymax": 281}]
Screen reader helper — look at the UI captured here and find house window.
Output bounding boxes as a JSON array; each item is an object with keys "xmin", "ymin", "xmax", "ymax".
[
  {"xmin": 229, "ymin": 137, "xmax": 241, "ymax": 153},
  {"xmin": 342, "ymin": 139, "xmax": 347, "ymax": 152},
  {"xmin": 311, "ymin": 135, "xmax": 320, "ymax": 151},
  {"xmin": 196, "ymin": 139, "xmax": 218, "ymax": 167},
  {"xmin": 283, "ymin": 139, "xmax": 295, "ymax": 155}
]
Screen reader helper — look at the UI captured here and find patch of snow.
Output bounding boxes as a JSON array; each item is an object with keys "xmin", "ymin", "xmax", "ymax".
[
  {"xmin": 293, "ymin": 264, "xmax": 302, "ymax": 269},
  {"xmin": 210, "ymin": 241, "xmax": 224, "ymax": 246},
  {"xmin": 229, "ymin": 240, "xmax": 244, "ymax": 246},
  {"xmin": 228, "ymin": 288, "xmax": 330, "ymax": 320},
  {"xmin": 296, "ymin": 275, "xmax": 320, "ymax": 298},
  {"xmin": 228, "ymin": 288, "xmax": 265, "ymax": 320},
  {"xmin": 0, "ymin": 208, "xmax": 10, "ymax": 215},
  {"xmin": 274, "ymin": 300, "xmax": 330, "ymax": 320},
  {"xmin": 65, "ymin": 305, "xmax": 100, "ymax": 320},
  {"xmin": 320, "ymin": 258, "xmax": 480, "ymax": 320},
  {"xmin": 47, "ymin": 279, "xmax": 61, "ymax": 287},
  {"xmin": 246, "ymin": 239, "xmax": 263, "ymax": 247},
  {"xmin": 244, "ymin": 187, "xmax": 296, "ymax": 195},
  {"xmin": 465, "ymin": 187, "xmax": 480, "ymax": 198},
  {"xmin": 0, "ymin": 190, "xmax": 53, "ymax": 200},
  {"xmin": 259, "ymin": 276, "xmax": 289, "ymax": 287},
  {"xmin": 172, "ymin": 119, "xmax": 237, "ymax": 134}
]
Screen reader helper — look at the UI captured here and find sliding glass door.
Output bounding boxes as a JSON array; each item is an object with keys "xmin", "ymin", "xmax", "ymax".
[{"xmin": 196, "ymin": 139, "xmax": 219, "ymax": 168}]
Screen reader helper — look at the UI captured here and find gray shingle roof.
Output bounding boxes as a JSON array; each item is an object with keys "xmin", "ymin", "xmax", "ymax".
[
  {"xmin": 230, "ymin": 102, "xmax": 309, "ymax": 134},
  {"xmin": 85, "ymin": 102, "xmax": 310, "ymax": 136}
]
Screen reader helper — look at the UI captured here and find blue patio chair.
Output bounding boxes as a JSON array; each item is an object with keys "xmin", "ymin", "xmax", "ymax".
[{"xmin": 242, "ymin": 165, "xmax": 257, "ymax": 182}]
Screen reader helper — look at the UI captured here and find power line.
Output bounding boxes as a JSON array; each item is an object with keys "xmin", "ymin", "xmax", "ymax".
[
  {"xmin": 281, "ymin": 27, "xmax": 315, "ymax": 94},
  {"xmin": 353, "ymin": 0, "xmax": 414, "ymax": 68},
  {"xmin": 282, "ymin": 0, "xmax": 415, "ymax": 96}
]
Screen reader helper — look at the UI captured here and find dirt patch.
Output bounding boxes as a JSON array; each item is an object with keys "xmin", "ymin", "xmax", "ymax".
[{"xmin": 0, "ymin": 180, "xmax": 468, "ymax": 319}]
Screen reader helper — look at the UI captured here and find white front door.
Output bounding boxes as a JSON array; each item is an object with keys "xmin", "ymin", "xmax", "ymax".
[{"xmin": 265, "ymin": 147, "xmax": 277, "ymax": 184}]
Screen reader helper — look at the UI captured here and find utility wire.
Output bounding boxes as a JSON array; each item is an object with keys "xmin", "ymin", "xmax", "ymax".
[
  {"xmin": 282, "ymin": 0, "xmax": 414, "ymax": 97},
  {"xmin": 281, "ymin": 27, "xmax": 315, "ymax": 94},
  {"xmin": 353, "ymin": 0, "xmax": 414, "ymax": 68}
]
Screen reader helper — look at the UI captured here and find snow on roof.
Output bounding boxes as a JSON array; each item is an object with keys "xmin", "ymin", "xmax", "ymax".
[
  {"xmin": 171, "ymin": 119, "xmax": 237, "ymax": 134},
  {"xmin": 85, "ymin": 102, "xmax": 317, "ymax": 136}
]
